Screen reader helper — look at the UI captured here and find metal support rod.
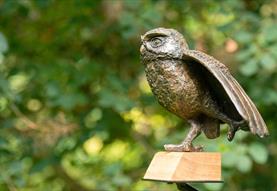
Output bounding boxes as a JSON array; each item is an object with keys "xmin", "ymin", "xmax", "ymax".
[{"xmin": 176, "ymin": 183, "xmax": 198, "ymax": 191}]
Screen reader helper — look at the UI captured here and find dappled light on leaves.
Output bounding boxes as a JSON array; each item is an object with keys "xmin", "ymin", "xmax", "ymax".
[
  {"xmin": 8, "ymin": 73, "xmax": 30, "ymax": 93},
  {"xmin": 123, "ymin": 107, "xmax": 152, "ymax": 135},
  {"xmin": 102, "ymin": 140, "xmax": 128, "ymax": 162},
  {"xmin": 27, "ymin": 99, "xmax": 42, "ymax": 112},
  {"xmin": 138, "ymin": 75, "xmax": 152, "ymax": 94},
  {"xmin": 83, "ymin": 136, "xmax": 103, "ymax": 156}
]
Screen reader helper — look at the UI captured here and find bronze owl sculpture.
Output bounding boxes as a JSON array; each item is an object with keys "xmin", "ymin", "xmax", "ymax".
[{"xmin": 140, "ymin": 28, "xmax": 269, "ymax": 152}]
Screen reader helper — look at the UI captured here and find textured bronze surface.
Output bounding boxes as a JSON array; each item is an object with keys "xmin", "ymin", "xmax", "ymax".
[{"xmin": 140, "ymin": 28, "xmax": 269, "ymax": 152}]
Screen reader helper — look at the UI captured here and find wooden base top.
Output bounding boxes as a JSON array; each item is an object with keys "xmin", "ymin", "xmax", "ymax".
[{"xmin": 143, "ymin": 152, "xmax": 221, "ymax": 182}]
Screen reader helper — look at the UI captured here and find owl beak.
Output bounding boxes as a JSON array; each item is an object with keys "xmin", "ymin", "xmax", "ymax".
[
  {"xmin": 140, "ymin": 43, "xmax": 145, "ymax": 53},
  {"xmin": 140, "ymin": 35, "xmax": 144, "ymax": 42},
  {"xmin": 140, "ymin": 35, "xmax": 146, "ymax": 53}
]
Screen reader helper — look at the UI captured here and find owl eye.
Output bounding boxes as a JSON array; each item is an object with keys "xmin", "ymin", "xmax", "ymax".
[{"xmin": 150, "ymin": 37, "xmax": 164, "ymax": 48}]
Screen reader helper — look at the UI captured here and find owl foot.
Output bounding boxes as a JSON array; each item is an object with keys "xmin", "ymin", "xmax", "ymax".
[
  {"xmin": 227, "ymin": 120, "xmax": 246, "ymax": 141},
  {"xmin": 164, "ymin": 143, "xmax": 203, "ymax": 152}
]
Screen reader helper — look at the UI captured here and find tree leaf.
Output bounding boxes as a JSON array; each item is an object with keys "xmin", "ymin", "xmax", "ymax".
[
  {"xmin": 269, "ymin": 44, "xmax": 277, "ymax": 58},
  {"xmin": 248, "ymin": 143, "xmax": 268, "ymax": 164},
  {"xmin": 263, "ymin": 25, "xmax": 277, "ymax": 42},
  {"xmin": 222, "ymin": 152, "xmax": 237, "ymax": 168},
  {"xmin": 260, "ymin": 54, "xmax": 276, "ymax": 71},
  {"xmin": 239, "ymin": 59, "xmax": 258, "ymax": 76},
  {"xmin": 236, "ymin": 155, "xmax": 252, "ymax": 173},
  {"xmin": 204, "ymin": 183, "xmax": 224, "ymax": 191},
  {"xmin": 0, "ymin": 32, "xmax": 8, "ymax": 53},
  {"xmin": 234, "ymin": 31, "xmax": 253, "ymax": 44}
]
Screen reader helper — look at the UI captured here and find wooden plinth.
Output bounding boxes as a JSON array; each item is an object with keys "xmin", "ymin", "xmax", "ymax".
[{"xmin": 143, "ymin": 152, "xmax": 221, "ymax": 182}]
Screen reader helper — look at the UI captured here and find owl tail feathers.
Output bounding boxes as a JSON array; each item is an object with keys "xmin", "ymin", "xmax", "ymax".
[{"xmin": 202, "ymin": 117, "xmax": 220, "ymax": 139}]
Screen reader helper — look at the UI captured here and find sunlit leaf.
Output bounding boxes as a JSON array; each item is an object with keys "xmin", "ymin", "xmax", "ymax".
[
  {"xmin": 8, "ymin": 73, "xmax": 30, "ymax": 93},
  {"xmin": 83, "ymin": 136, "xmax": 103, "ymax": 155},
  {"xmin": 27, "ymin": 99, "xmax": 42, "ymax": 111},
  {"xmin": 102, "ymin": 140, "xmax": 128, "ymax": 162}
]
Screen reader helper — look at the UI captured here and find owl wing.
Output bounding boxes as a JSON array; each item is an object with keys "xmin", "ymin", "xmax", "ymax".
[{"xmin": 182, "ymin": 49, "xmax": 269, "ymax": 137}]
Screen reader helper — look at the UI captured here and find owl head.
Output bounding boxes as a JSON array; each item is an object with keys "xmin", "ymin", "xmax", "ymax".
[{"xmin": 140, "ymin": 28, "xmax": 189, "ymax": 60}]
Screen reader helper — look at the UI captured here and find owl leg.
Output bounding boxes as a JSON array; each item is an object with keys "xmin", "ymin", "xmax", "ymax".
[
  {"xmin": 164, "ymin": 120, "xmax": 203, "ymax": 152},
  {"xmin": 226, "ymin": 120, "xmax": 246, "ymax": 141},
  {"xmin": 203, "ymin": 107, "xmax": 246, "ymax": 141},
  {"xmin": 209, "ymin": 111, "xmax": 246, "ymax": 141}
]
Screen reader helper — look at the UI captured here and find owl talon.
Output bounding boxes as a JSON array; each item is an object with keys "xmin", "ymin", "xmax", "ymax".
[
  {"xmin": 227, "ymin": 120, "xmax": 244, "ymax": 141},
  {"xmin": 194, "ymin": 145, "xmax": 204, "ymax": 152},
  {"xmin": 227, "ymin": 130, "xmax": 235, "ymax": 141},
  {"xmin": 164, "ymin": 143, "xmax": 203, "ymax": 152}
]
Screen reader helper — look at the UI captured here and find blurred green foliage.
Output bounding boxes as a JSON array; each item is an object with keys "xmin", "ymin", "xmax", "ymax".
[{"xmin": 0, "ymin": 0, "xmax": 276, "ymax": 190}]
